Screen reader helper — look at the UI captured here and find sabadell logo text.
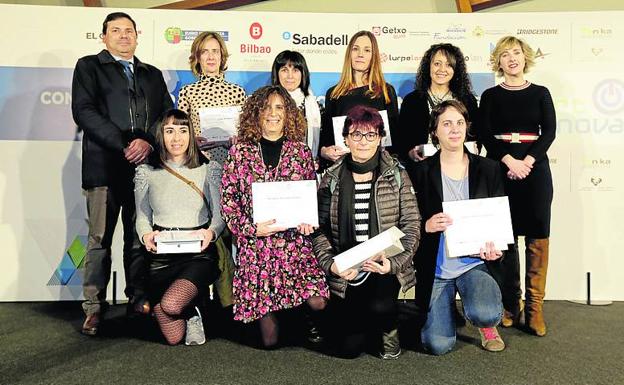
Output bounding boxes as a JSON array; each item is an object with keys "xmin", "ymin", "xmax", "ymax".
[{"xmin": 283, "ymin": 31, "xmax": 349, "ymax": 46}]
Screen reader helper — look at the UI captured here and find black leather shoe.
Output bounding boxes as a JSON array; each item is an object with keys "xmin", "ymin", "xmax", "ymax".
[
  {"xmin": 127, "ymin": 296, "xmax": 151, "ymax": 316},
  {"xmin": 82, "ymin": 313, "xmax": 100, "ymax": 336}
]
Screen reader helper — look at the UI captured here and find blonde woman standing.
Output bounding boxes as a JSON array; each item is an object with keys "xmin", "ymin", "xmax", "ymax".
[{"xmin": 478, "ymin": 36, "xmax": 556, "ymax": 337}]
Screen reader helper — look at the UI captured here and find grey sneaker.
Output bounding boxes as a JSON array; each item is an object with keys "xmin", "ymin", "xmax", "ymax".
[
  {"xmin": 185, "ymin": 307, "xmax": 206, "ymax": 346},
  {"xmin": 379, "ymin": 328, "xmax": 401, "ymax": 360}
]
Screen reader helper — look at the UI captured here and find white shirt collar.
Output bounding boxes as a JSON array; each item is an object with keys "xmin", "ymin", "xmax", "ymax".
[{"xmin": 110, "ymin": 53, "xmax": 135, "ymax": 71}]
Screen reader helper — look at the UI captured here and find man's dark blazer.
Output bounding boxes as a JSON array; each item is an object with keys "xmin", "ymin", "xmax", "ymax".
[{"xmin": 72, "ymin": 49, "xmax": 173, "ymax": 189}]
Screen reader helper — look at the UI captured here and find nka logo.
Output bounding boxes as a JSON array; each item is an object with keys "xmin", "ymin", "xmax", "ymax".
[{"xmin": 250, "ymin": 22, "xmax": 263, "ymax": 39}]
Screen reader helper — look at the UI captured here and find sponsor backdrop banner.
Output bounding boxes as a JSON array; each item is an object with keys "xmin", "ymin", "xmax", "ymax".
[{"xmin": 0, "ymin": 4, "xmax": 622, "ymax": 301}]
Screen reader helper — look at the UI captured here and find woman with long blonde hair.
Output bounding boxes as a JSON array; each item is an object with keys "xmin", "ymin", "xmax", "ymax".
[{"xmin": 318, "ymin": 30, "xmax": 399, "ymax": 170}]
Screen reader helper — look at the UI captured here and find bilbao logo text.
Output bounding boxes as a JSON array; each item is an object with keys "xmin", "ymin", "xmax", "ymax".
[{"xmin": 242, "ymin": 22, "xmax": 271, "ymax": 53}]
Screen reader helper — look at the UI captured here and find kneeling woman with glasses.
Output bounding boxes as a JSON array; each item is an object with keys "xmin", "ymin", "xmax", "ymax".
[
  {"xmin": 134, "ymin": 109, "xmax": 223, "ymax": 346},
  {"xmin": 314, "ymin": 105, "xmax": 420, "ymax": 359}
]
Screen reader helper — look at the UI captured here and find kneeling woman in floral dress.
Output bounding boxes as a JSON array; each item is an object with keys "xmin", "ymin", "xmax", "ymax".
[{"xmin": 221, "ymin": 85, "xmax": 329, "ymax": 347}]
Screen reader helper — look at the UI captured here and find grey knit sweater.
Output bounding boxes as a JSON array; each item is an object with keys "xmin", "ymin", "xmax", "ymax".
[{"xmin": 134, "ymin": 161, "xmax": 225, "ymax": 242}]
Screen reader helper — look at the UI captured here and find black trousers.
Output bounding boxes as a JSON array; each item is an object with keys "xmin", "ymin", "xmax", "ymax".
[{"xmin": 327, "ymin": 273, "xmax": 400, "ymax": 358}]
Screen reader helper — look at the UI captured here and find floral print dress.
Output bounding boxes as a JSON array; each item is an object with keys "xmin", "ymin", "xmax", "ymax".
[{"xmin": 221, "ymin": 139, "xmax": 329, "ymax": 323}]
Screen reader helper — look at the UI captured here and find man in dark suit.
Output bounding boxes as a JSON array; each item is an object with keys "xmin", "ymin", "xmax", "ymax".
[{"xmin": 71, "ymin": 12, "xmax": 173, "ymax": 335}]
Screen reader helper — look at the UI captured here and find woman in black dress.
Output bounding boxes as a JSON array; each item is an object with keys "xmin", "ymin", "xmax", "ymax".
[
  {"xmin": 398, "ymin": 43, "xmax": 478, "ymax": 164},
  {"xmin": 478, "ymin": 36, "xmax": 556, "ymax": 336},
  {"xmin": 318, "ymin": 30, "xmax": 399, "ymax": 170}
]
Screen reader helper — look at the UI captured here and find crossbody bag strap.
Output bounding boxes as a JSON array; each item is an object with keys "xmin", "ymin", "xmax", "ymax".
[{"xmin": 161, "ymin": 163, "xmax": 210, "ymax": 208}]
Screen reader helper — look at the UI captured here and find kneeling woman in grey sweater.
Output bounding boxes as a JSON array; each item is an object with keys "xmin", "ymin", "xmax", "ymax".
[{"xmin": 134, "ymin": 109, "xmax": 224, "ymax": 345}]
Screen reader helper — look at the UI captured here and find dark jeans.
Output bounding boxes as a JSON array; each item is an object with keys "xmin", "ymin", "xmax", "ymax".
[
  {"xmin": 327, "ymin": 273, "xmax": 400, "ymax": 358},
  {"xmin": 421, "ymin": 264, "xmax": 503, "ymax": 355},
  {"xmin": 82, "ymin": 184, "xmax": 146, "ymax": 315}
]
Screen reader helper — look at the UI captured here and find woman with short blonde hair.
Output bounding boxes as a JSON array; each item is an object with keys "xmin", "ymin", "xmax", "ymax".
[{"xmin": 478, "ymin": 35, "xmax": 556, "ymax": 337}]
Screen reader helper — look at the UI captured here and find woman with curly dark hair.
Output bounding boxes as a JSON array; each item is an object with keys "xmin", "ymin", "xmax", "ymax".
[
  {"xmin": 221, "ymin": 85, "xmax": 329, "ymax": 348},
  {"xmin": 397, "ymin": 43, "xmax": 478, "ymax": 164}
]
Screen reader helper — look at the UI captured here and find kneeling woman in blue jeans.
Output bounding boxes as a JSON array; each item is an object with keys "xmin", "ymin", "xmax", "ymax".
[{"xmin": 410, "ymin": 100, "xmax": 506, "ymax": 354}]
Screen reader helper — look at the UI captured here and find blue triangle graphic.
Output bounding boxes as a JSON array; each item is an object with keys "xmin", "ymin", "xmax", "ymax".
[
  {"xmin": 59, "ymin": 252, "xmax": 75, "ymax": 271},
  {"xmin": 57, "ymin": 268, "xmax": 76, "ymax": 285},
  {"xmin": 67, "ymin": 268, "xmax": 84, "ymax": 286}
]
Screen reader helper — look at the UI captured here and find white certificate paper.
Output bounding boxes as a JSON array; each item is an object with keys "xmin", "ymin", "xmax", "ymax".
[
  {"xmin": 198, "ymin": 106, "xmax": 241, "ymax": 142},
  {"xmin": 416, "ymin": 141, "xmax": 478, "ymax": 158},
  {"xmin": 442, "ymin": 196, "xmax": 514, "ymax": 258},
  {"xmin": 333, "ymin": 226, "xmax": 405, "ymax": 274},
  {"xmin": 252, "ymin": 180, "xmax": 318, "ymax": 228},
  {"xmin": 332, "ymin": 109, "xmax": 392, "ymax": 151}
]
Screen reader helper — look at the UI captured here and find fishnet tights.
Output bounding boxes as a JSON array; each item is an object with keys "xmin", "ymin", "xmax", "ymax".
[{"xmin": 153, "ymin": 279, "xmax": 198, "ymax": 345}]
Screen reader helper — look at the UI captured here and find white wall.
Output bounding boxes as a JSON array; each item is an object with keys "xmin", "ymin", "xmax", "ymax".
[{"xmin": 0, "ymin": 4, "xmax": 622, "ymax": 301}]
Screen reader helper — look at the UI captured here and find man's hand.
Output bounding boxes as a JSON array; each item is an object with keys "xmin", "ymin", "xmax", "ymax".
[{"xmin": 125, "ymin": 138, "xmax": 152, "ymax": 164}]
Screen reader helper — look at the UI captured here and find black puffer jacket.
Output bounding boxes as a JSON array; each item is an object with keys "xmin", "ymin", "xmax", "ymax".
[{"xmin": 313, "ymin": 150, "xmax": 421, "ymax": 298}]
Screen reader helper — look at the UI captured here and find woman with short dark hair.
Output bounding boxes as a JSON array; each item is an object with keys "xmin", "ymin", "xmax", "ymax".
[
  {"xmin": 410, "ymin": 100, "xmax": 506, "ymax": 355},
  {"xmin": 134, "ymin": 109, "xmax": 223, "ymax": 346},
  {"xmin": 271, "ymin": 50, "xmax": 322, "ymax": 159},
  {"xmin": 314, "ymin": 105, "xmax": 420, "ymax": 359}
]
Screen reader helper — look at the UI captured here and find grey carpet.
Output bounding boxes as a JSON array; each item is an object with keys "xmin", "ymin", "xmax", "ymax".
[{"xmin": 0, "ymin": 301, "xmax": 622, "ymax": 385}]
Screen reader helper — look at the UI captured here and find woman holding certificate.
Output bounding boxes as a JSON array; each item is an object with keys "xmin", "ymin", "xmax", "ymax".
[
  {"xmin": 313, "ymin": 106, "xmax": 420, "ymax": 359},
  {"xmin": 318, "ymin": 30, "xmax": 399, "ymax": 170},
  {"xmin": 177, "ymin": 31, "xmax": 246, "ymax": 165},
  {"xmin": 221, "ymin": 85, "xmax": 329, "ymax": 348},
  {"xmin": 410, "ymin": 100, "xmax": 506, "ymax": 355},
  {"xmin": 478, "ymin": 36, "xmax": 556, "ymax": 337},
  {"xmin": 271, "ymin": 50, "xmax": 322, "ymax": 160},
  {"xmin": 397, "ymin": 43, "xmax": 479, "ymax": 164},
  {"xmin": 177, "ymin": 31, "xmax": 245, "ymax": 309},
  {"xmin": 134, "ymin": 109, "xmax": 223, "ymax": 346}
]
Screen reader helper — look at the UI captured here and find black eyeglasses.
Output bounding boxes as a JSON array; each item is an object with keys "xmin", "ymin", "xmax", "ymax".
[{"xmin": 348, "ymin": 131, "xmax": 379, "ymax": 142}]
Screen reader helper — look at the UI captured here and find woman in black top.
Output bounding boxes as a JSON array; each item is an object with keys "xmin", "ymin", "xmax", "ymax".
[
  {"xmin": 478, "ymin": 36, "xmax": 556, "ymax": 337},
  {"xmin": 319, "ymin": 30, "xmax": 399, "ymax": 170},
  {"xmin": 398, "ymin": 43, "xmax": 478, "ymax": 164}
]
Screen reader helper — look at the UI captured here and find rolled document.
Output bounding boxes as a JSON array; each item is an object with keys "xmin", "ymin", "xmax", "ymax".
[{"xmin": 333, "ymin": 226, "xmax": 405, "ymax": 273}]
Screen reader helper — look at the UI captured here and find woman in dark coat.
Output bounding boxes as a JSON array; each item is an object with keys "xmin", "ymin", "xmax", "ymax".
[{"xmin": 410, "ymin": 100, "xmax": 507, "ymax": 355}]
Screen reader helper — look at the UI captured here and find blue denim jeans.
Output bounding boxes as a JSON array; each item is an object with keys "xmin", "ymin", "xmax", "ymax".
[{"xmin": 421, "ymin": 264, "xmax": 503, "ymax": 355}]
